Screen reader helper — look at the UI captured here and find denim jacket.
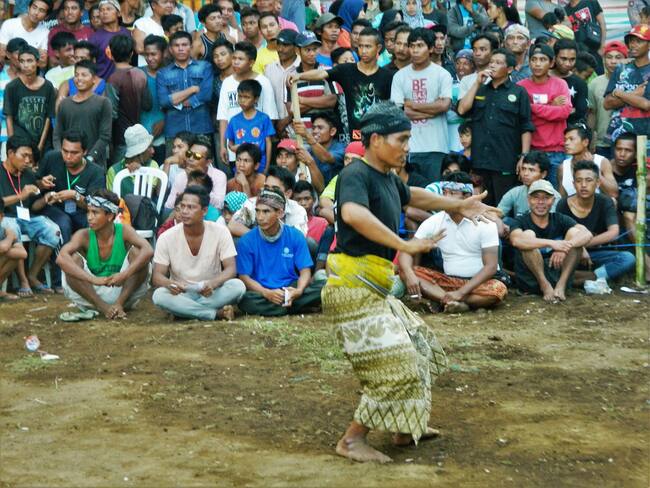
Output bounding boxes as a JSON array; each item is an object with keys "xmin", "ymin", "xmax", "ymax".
[{"xmin": 157, "ymin": 59, "xmax": 214, "ymax": 137}]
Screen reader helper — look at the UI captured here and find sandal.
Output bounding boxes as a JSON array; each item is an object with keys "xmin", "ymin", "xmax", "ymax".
[
  {"xmin": 0, "ymin": 292, "xmax": 19, "ymax": 301},
  {"xmin": 59, "ymin": 310, "xmax": 99, "ymax": 322},
  {"xmin": 33, "ymin": 284, "xmax": 54, "ymax": 294},
  {"xmin": 17, "ymin": 287, "xmax": 34, "ymax": 298}
]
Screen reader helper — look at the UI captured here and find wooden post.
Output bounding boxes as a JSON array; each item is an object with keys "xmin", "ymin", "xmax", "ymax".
[
  {"xmin": 290, "ymin": 83, "xmax": 303, "ymax": 147},
  {"xmin": 635, "ymin": 135, "xmax": 647, "ymax": 287}
]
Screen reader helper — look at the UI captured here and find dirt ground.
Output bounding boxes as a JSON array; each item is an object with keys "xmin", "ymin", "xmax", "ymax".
[{"xmin": 0, "ymin": 288, "xmax": 648, "ymax": 487}]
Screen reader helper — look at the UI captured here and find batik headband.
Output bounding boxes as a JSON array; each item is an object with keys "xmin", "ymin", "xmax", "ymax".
[
  {"xmin": 86, "ymin": 195, "xmax": 120, "ymax": 214},
  {"xmin": 257, "ymin": 189, "xmax": 286, "ymax": 211},
  {"xmin": 441, "ymin": 181, "xmax": 474, "ymax": 194}
]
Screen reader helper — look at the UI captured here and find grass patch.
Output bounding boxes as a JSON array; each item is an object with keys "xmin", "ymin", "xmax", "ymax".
[
  {"xmin": 7, "ymin": 355, "xmax": 53, "ymax": 374},
  {"xmin": 238, "ymin": 318, "xmax": 346, "ymax": 373}
]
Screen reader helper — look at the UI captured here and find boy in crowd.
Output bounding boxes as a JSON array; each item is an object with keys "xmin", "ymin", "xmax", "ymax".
[
  {"xmin": 294, "ymin": 180, "xmax": 328, "ymax": 244},
  {"xmin": 399, "ymin": 171, "xmax": 506, "ymax": 313},
  {"xmin": 4, "ymin": 45, "xmax": 56, "ymax": 155},
  {"xmin": 140, "ymin": 35, "xmax": 167, "ymax": 166},
  {"xmin": 517, "ymin": 43, "xmax": 572, "ymax": 187},
  {"xmin": 253, "ymin": 12, "xmax": 282, "ymax": 74},
  {"xmin": 498, "ymin": 151, "xmax": 561, "ymax": 219},
  {"xmin": 228, "ymin": 165, "xmax": 308, "ymax": 237},
  {"xmin": 0, "ymin": 199, "xmax": 28, "ymax": 301},
  {"xmin": 550, "ymin": 39, "xmax": 588, "ymax": 124},
  {"xmin": 45, "ymin": 31, "xmax": 77, "ymax": 88},
  {"xmin": 226, "ymin": 143, "xmax": 266, "ymax": 197},
  {"xmin": 236, "ymin": 187, "xmax": 324, "ymax": 316},
  {"xmin": 0, "ymin": 0, "xmax": 51, "ymax": 63},
  {"xmin": 293, "ymin": 112, "xmax": 346, "ymax": 185},
  {"xmin": 57, "ymin": 189, "xmax": 153, "ymax": 320},
  {"xmin": 89, "ymin": 0, "xmax": 132, "ymax": 79},
  {"xmin": 509, "ymin": 179, "xmax": 592, "ymax": 302},
  {"xmin": 458, "ymin": 123, "xmax": 472, "ymax": 160},
  {"xmin": 1, "ymin": 136, "xmax": 60, "ymax": 295},
  {"xmin": 152, "ymin": 186, "xmax": 245, "ymax": 321},
  {"xmin": 53, "ymin": 60, "xmax": 113, "ymax": 168},
  {"xmin": 225, "ymin": 79, "xmax": 275, "ymax": 173},
  {"xmin": 556, "ymin": 160, "xmax": 635, "ymax": 286},
  {"xmin": 216, "ymin": 41, "xmax": 278, "ymax": 165},
  {"xmin": 47, "ymin": 0, "xmax": 94, "ymax": 66},
  {"xmin": 275, "ymin": 138, "xmax": 325, "ymax": 192}
]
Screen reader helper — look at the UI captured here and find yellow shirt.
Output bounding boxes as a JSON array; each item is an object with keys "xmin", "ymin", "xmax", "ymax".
[{"xmin": 253, "ymin": 47, "xmax": 279, "ymax": 75}]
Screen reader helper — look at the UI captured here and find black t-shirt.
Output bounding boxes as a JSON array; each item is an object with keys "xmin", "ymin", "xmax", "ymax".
[
  {"xmin": 2, "ymin": 78, "xmax": 56, "ymax": 146},
  {"xmin": 327, "ymin": 63, "xmax": 394, "ymax": 140},
  {"xmin": 511, "ymin": 211, "xmax": 577, "ymax": 242},
  {"xmin": 335, "ymin": 158, "xmax": 410, "ymax": 261},
  {"xmin": 36, "ymin": 150, "xmax": 106, "ymax": 212},
  {"xmin": 564, "ymin": 74, "xmax": 588, "ymax": 124},
  {"xmin": 556, "ymin": 193, "xmax": 617, "ymax": 236},
  {"xmin": 0, "ymin": 165, "xmax": 39, "ymax": 217},
  {"xmin": 565, "ymin": 0, "xmax": 603, "ymax": 32}
]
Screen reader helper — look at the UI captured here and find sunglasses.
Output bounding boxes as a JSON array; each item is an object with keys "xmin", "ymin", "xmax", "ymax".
[{"xmin": 186, "ymin": 150, "xmax": 205, "ymax": 160}]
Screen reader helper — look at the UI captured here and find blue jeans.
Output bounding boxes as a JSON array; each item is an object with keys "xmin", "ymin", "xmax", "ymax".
[
  {"xmin": 2, "ymin": 216, "xmax": 60, "ymax": 249},
  {"xmin": 544, "ymin": 152, "xmax": 566, "ymax": 189},
  {"xmin": 589, "ymin": 249, "xmax": 636, "ymax": 280},
  {"xmin": 152, "ymin": 279, "xmax": 246, "ymax": 320}
]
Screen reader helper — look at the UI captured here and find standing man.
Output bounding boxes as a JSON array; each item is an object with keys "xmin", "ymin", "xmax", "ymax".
[
  {"xmin": 603, "ymin": 25, "xmax": 650, "ymax": 142},
  {"xmin": 458, "ymin": 48, "xmax": 535, "ymax": 206},
  {"xmin": 253, "ymin": 12, "xmax": 282, "ymax": 75},
  {"xmin": 509, "ymin": 179, "xmax": 591, "ymax": 301},
  {"xmin": 152, "ymin": 186, "xmax": 245, "ymax": 321},
  {"xmin": 459, "ymin": 33, "xmax": 498, "ymax": 98},
  {"xmin": 314, "ymin": 12, "xmax": 344, "ymax": 68},
  {"xmin": 157, "ymin": 31, "xmax": 214, "ymax": 145},
  {"xmin": 57, "ymin": 189, "xmax": 153, "ymax": 320},
  {"xmin": 429, "ymin": 25, "xmax": 455, "ymax": 77},
  {"xmin": 4, "ymin": 46, "xmax": 56, "ymax": 155},
  {"xmin": 53, "ymin": 60, "xmax": 113, "ymax": 168},
  {"xmin": 588, "ymin": 41, "xmax": 628, "ymax": 159},
  {"xmin": 517, "ymin": 43, "xmax": 572, "ymax": 187},
  {"xmin": 386, "ymin": 25, "xmax": 412, "ymax": 73},
  {"xmin": 504, "ymin": 24, "xmax": 532, "ymax": 83},
  {"xmin": 290, "ymin": 28, "xmax": 394, "ymax": 142},
  {"xmin": 89, "ymin": 0, "xmax": 131, "ymax": 79},
  {"xmin": 293, "ymin": 112, "xmax": 346, "ymax": 185},
  {"xmin": 140, "ymin": 35, "xmax": 167, "ymax": 165},
  {"xmin": 564, "ymin": 0, "xmax": 606, "ymax": 74},
  {"xmin": 0, "ymin": 0, "xmax": 51, "ymax": 63},
  {"xmin": 264, "ymin": 29, "xmax": 299, "ymax": 129},
  {"xmin": 391, "ymin": 27, "xmax": 452, "ymax": 182},
  {"xmin": 45, "ymin": 32, "xmax": 77, "ymax": 89},
  {"xmin": 1, "ymin": 136, "xmax": 61, "ymax": 294},
  {"xmin": 551, "ymin": 39, "xmax": 588, "ymax": 124},
  {"xmin": 322, "ymin": 102, "xmax": 499, "ymax": 463},
  {"xmin": 240, "ymin": 8, "xmax": 265, "ymax": 50},
  {"xmin": 133, "ymin": 0, "xmax": 173, "ymax": 65}
]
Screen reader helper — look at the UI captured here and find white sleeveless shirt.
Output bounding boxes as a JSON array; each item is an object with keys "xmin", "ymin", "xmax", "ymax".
[{"xmin": 561, "ymin": 154, "xmax": 605, "ymax": 196}]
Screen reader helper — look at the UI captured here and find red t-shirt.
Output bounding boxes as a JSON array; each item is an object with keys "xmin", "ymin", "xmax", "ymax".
[{"xmin": 307, "ymin": 215, "xmax": 328, "ymax": 243}]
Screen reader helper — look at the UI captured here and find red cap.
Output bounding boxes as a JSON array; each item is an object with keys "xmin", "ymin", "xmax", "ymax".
[
  {"xmin": 625, "ymin": 24, "xmax": 650, "ymax": 43},
  {"xmin": 345, "ymin": 141, "xmax": 365, "ymax": 157},
  {"xmin": 603, "ymin": 40, "xmax": 628, "ymax": 57},
  {"xmin": 277, "ymin": 139, "xmax": 297, "ymax": 153}
]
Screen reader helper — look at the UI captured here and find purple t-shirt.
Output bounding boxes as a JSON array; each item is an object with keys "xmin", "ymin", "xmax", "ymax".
[{"xmin": 90, "ymin": 27, "xmax": 132, "ymax": 79}]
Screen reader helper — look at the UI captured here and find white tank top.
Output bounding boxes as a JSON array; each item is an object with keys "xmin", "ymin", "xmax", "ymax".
[{"xmin": 561, "ymin": 154, "xmax": 605, "ymax": 196}]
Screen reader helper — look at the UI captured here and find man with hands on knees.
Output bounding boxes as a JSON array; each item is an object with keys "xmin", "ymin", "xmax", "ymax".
[
  {"xmin": 57, "ymin": 189, "xmax": 153, "ymax": 320},
  {"xmin": 509, "ymin": 179, "xmax": 592, "ymax": 302},
  {"xmin": 152, "ymin": 186, "xmax": 246, "ymax": 321}
]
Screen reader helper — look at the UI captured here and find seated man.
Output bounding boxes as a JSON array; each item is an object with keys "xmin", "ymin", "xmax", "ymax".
[
  {"xmin": 275, "ymin": 138, "xmax": 325, "ymax": 192},
  {"xmin": 236, "ymin": 188, "xmax": 324, "ymax": 316},
  {"xmin": 0, "ymin": 199, "xmax": 28, "ymax": 301},
  {"xmin": 226, "ymin": 143, "xmax": 266, "ymax": 197},
  {"xmin": 399, "ymin": 171, "xmax": 507, "ymax": 313},
  {"xmin": 509, "ymin": 179, "xmax": 592, "ymax": 302},
  {"xmin": 106, "ymin": 124, "xmax": 160, "ymax": 195},
  {"xmin": 556, "ymin": 161, "xmax": 635, "ymax": 285},
  {"xmin": 152, "ymin": 186, "xmax": 246, "ymax": 321},
  {"xmin": 1, "ymin": 136, "xmax": 61, "ymax": 294},
  {"xmin": 56, "ymin": 190, "xmax": 153, "ymax": 320},
  {"xmin": 228, "ymin": 166, "xmax": 308, "ymax": 237}
]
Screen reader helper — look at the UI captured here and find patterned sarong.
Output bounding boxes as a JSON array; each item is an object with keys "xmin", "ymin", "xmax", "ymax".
[
  {"xmin": 414, "ymin": 267, "xmax": 508, "ymax": 301},
  {"xmin": 322, "ymin": 253, "xmax": 447, "ymax": 443}
]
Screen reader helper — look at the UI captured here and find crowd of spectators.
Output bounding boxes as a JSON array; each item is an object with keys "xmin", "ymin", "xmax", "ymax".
[{"xmin": 0, "ymin": 0, "xmax": 648, "ymax": 318}]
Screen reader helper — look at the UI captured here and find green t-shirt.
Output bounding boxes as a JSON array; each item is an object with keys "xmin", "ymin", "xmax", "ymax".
[{"xmin": 87, "ymin": 223, "xmax": 127, "ymax": 277}]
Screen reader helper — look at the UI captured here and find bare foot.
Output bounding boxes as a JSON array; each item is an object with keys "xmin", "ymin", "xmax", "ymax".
[
  {"xmin": 336, "ymin": 437, "xmax": 393, "ymax": 463},
  {"xmin": 104, "ymin": 304, "xmax": 126, "ymax": 320},
  {"xmin": 444, "ymin": 301, "xmax": 469, "ymax": 313},
  {"xmin": 217, "ymin": 305, "xmax": 235, "ymax": 321},
  {"xmin": 541, "ymin": 283, "xmax": 556, "ymax": 302},
  {"xmin": 553, "ymin": 286, "xmax": 567, "ymax": 301},
  {"xmin": 392, "ymin": 427, "xmax": 441, "ymax": 446},
  {"xmin": 0, "ymin": 291, "xmax": 19, "ymax": 301}
]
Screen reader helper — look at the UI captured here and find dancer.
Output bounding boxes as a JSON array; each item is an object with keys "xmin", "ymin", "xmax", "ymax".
[{"xmin": 321, "ymin": 102, "xmax": 500, "ymax": 463}]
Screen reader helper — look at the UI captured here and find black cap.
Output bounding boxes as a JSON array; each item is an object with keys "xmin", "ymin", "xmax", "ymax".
[{"xmin": 277, "ymin": 29, "xmax": 298, "ymax": 45}]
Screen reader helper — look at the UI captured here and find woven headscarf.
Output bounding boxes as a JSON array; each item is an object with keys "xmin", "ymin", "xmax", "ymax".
[
  {"xmin": 86, "ymin": 195, "xmax": 120, "ymax": 214},
  {"xmin": 360, "ymin": 102, "xmax": 412, "ymax": 137}
]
